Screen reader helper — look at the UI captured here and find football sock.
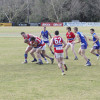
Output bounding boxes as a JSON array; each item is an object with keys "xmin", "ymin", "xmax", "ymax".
[
  {"xmin": 24, "ymin": 54, "xmax": 27, "ymax": 61},
  {"xmin": 51, "ymin": 51, "xmax": 54, "ymax": 54},
  {"xmin": 44, "ymin": 57, "xmax": 47, "ymax": 61},
  {"xmin": 40, "ymin": 54, "xmax": 47, "ymax": 61},
  {"xmin": 96, "ymin": 54, "xmax": 99, "ymax": 56},
  {"xmin": 62, "ymin": 70, "xmax": 64, "ymax": 73},
  {"xmin": 34, "ymin": 58, "xmax": 37, "ymax": 61},
  {"xmin": 39, "ymin": 59, "xmax": 42, "ymax": 62},
  {"xmin": 41, "ymin": 54, "xmax": 44, "ymax": 58}
]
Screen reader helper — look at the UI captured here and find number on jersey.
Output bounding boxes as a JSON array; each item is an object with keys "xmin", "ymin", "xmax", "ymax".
[{"xmin": 54, "ymin": 37, "xmax": 62, "ymax": 44}]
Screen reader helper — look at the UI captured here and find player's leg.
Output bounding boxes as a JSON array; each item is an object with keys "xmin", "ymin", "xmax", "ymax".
[
  {"xmin": 23, "ymin": 46, "xmax": 32, "ymax": 63},
  {"xmin": 36, "ymin": 48, "xmax": 43, "ymax": 64},
  {"xmin": 78, "ymin": 48, "xmax": 82, "ymax": 56},
  {"xmin": 97, "ymin": 49, "xmax": 100, "ymax": 55},
  {"xmin": 65, "ymin": 43, "xmax": 70, "ymax": 59},
  {"xmin": 41, "ymin": 50, "xmax": 49, "ymax": 63},
  {"xmin": 97, "ymin": 48, "xmax": 100, "ymax": 60},
  {"xmin": 71, "ymin": 43, "xmax": 78, "ymax": 60},
  {"xmin": 42, "ymin": 45, "xmax": 54, "ymax": 64},
  {"xmin": 90, "ymin": 47, "xmax": 99, "ymax": 57},
  {"xmin": 56, "ymin": 57, "xmax": 65, "ymax": 75},
  {"xmin": 30, "ymin": 48, "xmax": 37, "ymax": 62},
  {"xmin": 60, "ymin": 56, "xmax": 68, "ymax": 71},
  {"xmin": 81, "ymin": 49, "xmax": 88, "ymax": 62},
  {"xmin": 81, "ymin": 49, "xmax": 91, "ymax": 66}
]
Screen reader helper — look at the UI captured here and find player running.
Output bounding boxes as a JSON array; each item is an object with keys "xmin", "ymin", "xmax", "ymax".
[
  {"xmin": 50, "ymin": 31, "xmax": 68, "ymax": 75},
  {"xmin": 89, "ymin": 28, "xmax": 100, "ymax": 59},
  {"xmin": 40, "ymin": 26, "xmax": 54, "ymax": 55},
  {"xmin": 74, "ymin": 27, "xmax": 91, "ymax": 66},
  {"xmin": 65, "ymin": 27, "xmax": 78, "ymax": 60},
  {"xmin": 30, "ymin": 36, "xmax": 54, "ymax": 65},
  {"xmin": 21, "ymin": 32, "xmax": 37, "ymax": 64}
]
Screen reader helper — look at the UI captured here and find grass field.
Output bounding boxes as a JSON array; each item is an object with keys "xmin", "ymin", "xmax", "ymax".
[{"xmin": 0, "ymin": 26, "xmax": 100, "ymax": 100}]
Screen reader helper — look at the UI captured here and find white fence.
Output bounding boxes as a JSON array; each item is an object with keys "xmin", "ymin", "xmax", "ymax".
[{"xmin": 63, "ymin": 22, "xmax": 100, "ymax": 26}]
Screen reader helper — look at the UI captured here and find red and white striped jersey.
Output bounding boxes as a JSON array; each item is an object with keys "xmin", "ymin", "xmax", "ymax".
[
  {"xmin": 53, "ymin": 35, "xmax": 63, "ymax": 53},
  {"xmin": 24, "ymin": 34, "xmax": 31, "ymax": 40}
]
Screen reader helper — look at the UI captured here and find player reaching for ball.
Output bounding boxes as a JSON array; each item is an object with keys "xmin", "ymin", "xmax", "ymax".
[
  {"xmin": 65, "ymin": 27, "xmax": 78, "ymax": 60},
  {"xmin": 21, "ymin": 32, "xmax": 37, "ymax": 64},
  {"xmin": 40, "ymin": 26, "xmax": 54, "ymax": 55},
  {"xmin": 74, "ymin": 27, "xmax": 91, "ymax": 66},
  {"xmin": 89, "ymin": 28, "xmax": 100, "ymax": 59},
  {"xmin": 24, "ymin": 39, "xmax": 49, "ymax": 64},
  {"xmin": 30, "ymin": 36, "xmax": 54, "ymax": 65},
  {"xmin": 49, "ymin": 31, "xmax": 68, "ymax": 75}
]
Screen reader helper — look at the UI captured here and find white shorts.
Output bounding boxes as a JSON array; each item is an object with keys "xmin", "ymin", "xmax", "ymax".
[
  {"xmin": 41, "ymin": 45, "xmax": 46, "ymax": 50},
  {"xmin": 55, "ymin": 53, "xmax": 64, "ymax": 59},
  {"xmin": 33, "ymin": 45, "xmax": 46, "ymax": 51},
  {"xmin": 67, "ymin": 42, "xmax": 74, "ymax": 46}
]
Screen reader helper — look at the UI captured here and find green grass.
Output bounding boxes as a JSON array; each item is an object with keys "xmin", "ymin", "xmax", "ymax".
[{"xmin": 0, "ymin": 27, "xmax": 100, "ymax": 100}]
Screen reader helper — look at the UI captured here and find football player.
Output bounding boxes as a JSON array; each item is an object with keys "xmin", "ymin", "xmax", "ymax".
[
  {"xmin": 40, "ymin": 26, "xmax": 54, "ymax": 55},
  {"xmin": 74, "ymin": 27, "xmax": 91, "ymax": 66},
  {"xmin": 89, "ymin": 28, "xmax": 100, "ymax": 59},
  {"xmin": 65, "ymin": 27, "xmax": 78, "ymax": 60},
  {"xmin": 50, "ymin": 31, "xmax": 68, "ymax": 75},
  {"xmin": 30, "ymin": 36, "xmax": 54, "ymax": 65},
  {"xmin": 21, "ymin": 32, "xmax": 37, "ymax": 63}
]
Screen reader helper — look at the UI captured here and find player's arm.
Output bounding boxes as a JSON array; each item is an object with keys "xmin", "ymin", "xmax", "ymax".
[
  {"xmin": 75, "ymin": 34, "xmax": 81, "ymax": 44},
  {"xmin": 30, "ymin": 41, "xmax": 38, "ymax": 47},
  {"xmin": 49, "ymin": 38, "xmax": 53, "ymax": 48},
  {"xmin": 84, "ymin": 35, "xmax": 88, "ymax": 46},
  {"xmin": 89, "ymin": 38, "xmax": 93, "ymax": 41},
  {"xmin": 73, "ymin": 33, "xmax": 76, "ymax": 41},
  {"xmin": 40, "ymin": 33, "xmax": 42, "ymax": 38},
  {"xmin": 62, "ymin": 39, "xmax": 67, "ymax": 48},
  {"xmin": 93, "ymin": 35, "xmax": 99, "ymax": 44},
  {"xmin": 84, "ymin": 35, "xmax": 87, "ymax": 42},
  {"xmin": 48, "ymin": 32, "xmax": 52, "ymax": 38},
  {"xmin": 29, "ymin": 34, "xmax": 36, "ymax": 38}
]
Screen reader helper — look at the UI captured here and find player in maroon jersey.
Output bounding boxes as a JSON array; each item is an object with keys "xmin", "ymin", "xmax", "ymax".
[
  {"xmin": 65, "ymin": 27, "xmax": 78, "ymax": 60},
  {"xmin": 50, "ymin": 31, "xmax": 68, "ymax": 75}
]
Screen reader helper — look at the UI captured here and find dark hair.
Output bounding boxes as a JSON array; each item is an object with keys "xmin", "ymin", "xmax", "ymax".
[
  {"xmin": 55, "ymin": 31, "xmax": 59, "ymax": 35},
  {"xmin": 90, "ymin": 28, "xmax": 95, "ymax": 32},
  {"xmin": 67, "ymin": 27, "xmax": 71, "ymax": 31},
  {"xmin": 24, "ymin": 39, "xmax": 28, "ymax": 43},
  {"xmin": 74, "ymin": 27, "xmax": 78, "ymax": 31},
  {"xmin": 30, "ymin": 37, "xmax": 36, "ymax": 41},
  {"xmin": 21, "ymin": 32, "xmax": 25, "ymax": 35}
]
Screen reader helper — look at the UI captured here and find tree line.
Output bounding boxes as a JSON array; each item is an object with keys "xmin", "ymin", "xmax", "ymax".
[{"xmin": 0, "ymin": 0, "xmax": 100, "ymax": 23}]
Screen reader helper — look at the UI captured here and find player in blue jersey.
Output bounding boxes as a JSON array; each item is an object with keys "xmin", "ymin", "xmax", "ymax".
[
  {"xmin": 89, "ymin": 29, "xmax": 100, "ymax": 59},
  {"xmin": 40, "ymin": 26, "xmax": 54, "ymax": 55},
  {"xmin": 74, "ymin": 27, "xmax": 91, "ymax": 66}
]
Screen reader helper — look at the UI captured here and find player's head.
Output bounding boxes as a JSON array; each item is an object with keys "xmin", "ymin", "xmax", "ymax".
[
  {"xmin": 90, "ymin": 28, "xmax": 95, "ymax": 34},
  {"xmin": 74, "ymin": 27, "xmax": 78, "ymax": 33},
  {"xmin": 24, "ymin": 39, "xmax": 29, "ymax": 43},
  {"xmin": 67, "ymin": 27, "xmax": 71, "ymax": 32},
  {"xmin": 55, "ymin": 30, "xmax": 59, "ymax": 35},
  {"xmin": 44, "ymin": 26, "xmax": 46, "ymax": 31},
  {"xmin": 30, "ymin": 37, "xmax": 36, "ymax": 42},
  {"xmin": 21, "ymin": 32, "xmax": 26, "ymax": 37}
]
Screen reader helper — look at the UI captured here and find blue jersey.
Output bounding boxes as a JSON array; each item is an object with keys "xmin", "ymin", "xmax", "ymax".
[
  {"xmin": 92, "ymin": 33, "xmax": 100, "ymax": 46},
  {"xmin": 77, "ymin": 32, "xmax": 87, "ymax": 45},
  {"xmin": 41, "ymin": 30, "xmax": 49, "ymax": 42}
]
